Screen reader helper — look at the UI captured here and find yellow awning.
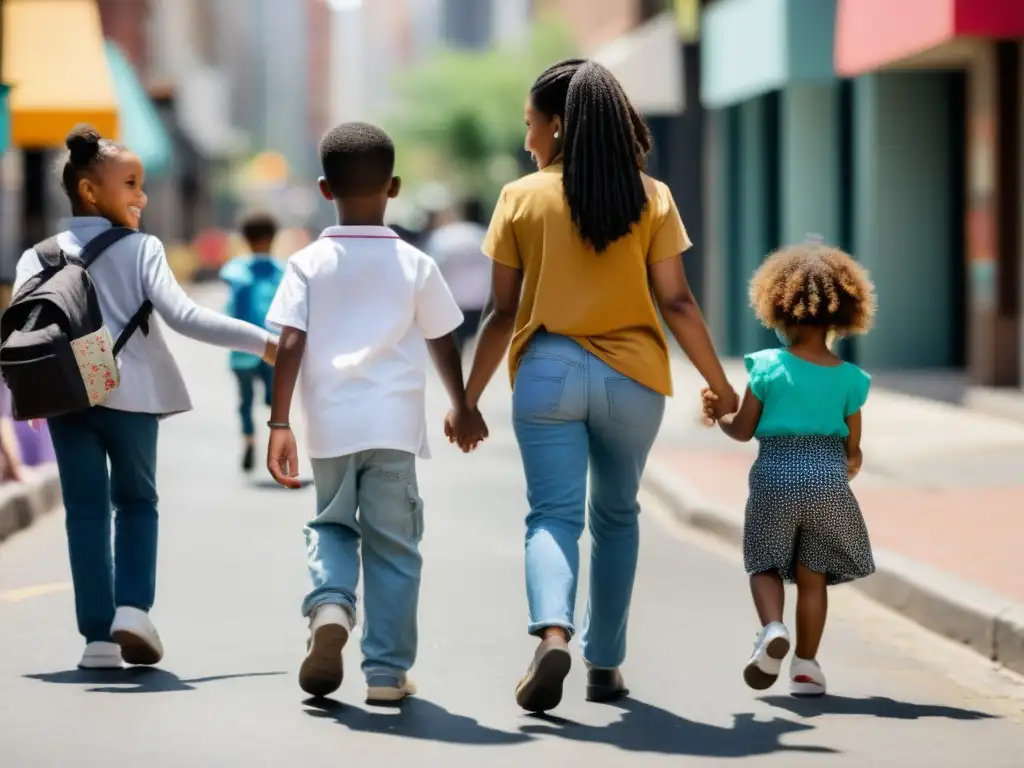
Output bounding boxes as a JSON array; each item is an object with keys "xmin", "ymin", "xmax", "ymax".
[{"xmin": 2, "ymin": 0, "xmax": 119, "ymax": 148}]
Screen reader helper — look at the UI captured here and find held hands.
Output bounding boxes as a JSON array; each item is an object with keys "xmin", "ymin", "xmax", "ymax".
[
  {"xmin": 445, "ymin": 406, "xmax": 489, "ymax": 453},
  {"xmin": 700, "ymin": 385, "xmax": 740, "ymax": 425},
  {"xmin": 267, "ymin": 426, "xmax": 302, "ymax": 489}
]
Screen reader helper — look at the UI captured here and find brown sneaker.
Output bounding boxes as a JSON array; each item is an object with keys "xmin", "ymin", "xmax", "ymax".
[
  {"xmin": 298, "ymin": 605, "xmax": 351, "ymax": 698},
  {"xmin": 515, "ymin": 636, "xmax": 572, "ymax": 713},
  {"xmin": 586, "ymin": 667, "xmax": 629, "ymax": 703}
]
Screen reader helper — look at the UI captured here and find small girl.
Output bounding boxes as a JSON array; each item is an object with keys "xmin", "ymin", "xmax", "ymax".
[
  {"xmin": 13, "ymin": 125, "xmax": 277, "ymax": 670},
  {"xmin": 702, "ymin": 240, "xmax": 877, "ymax": 697}
]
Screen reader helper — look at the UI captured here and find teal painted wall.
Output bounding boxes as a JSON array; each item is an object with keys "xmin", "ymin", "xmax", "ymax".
[
  {"xmin": 704, "ymin": 108, "xmax": 730, "ymax": 348},
  {"xmin": 853, "ymin": 74, "xmax": 956, "ymax": 369},
  {"xmin": 786, "ymin": 0, "xmax": 838, "ymax": 83},
  {"xmin": 735, "ymin": 96, "xmax": 780, "ymax": 354},
  {"xmin": 780, "ymin": 84, "xmax": 841, "ymax": 245}
]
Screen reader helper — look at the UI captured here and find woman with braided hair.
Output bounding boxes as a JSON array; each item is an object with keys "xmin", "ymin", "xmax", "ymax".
[{"xmin": 450, "ymin": 59, "xmax": 738, "ymax": 712}]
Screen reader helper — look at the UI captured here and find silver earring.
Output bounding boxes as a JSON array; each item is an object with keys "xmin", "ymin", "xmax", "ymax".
[{"xmin": 554, "ymin": 130, "xmax": 560, "ymax": 139}]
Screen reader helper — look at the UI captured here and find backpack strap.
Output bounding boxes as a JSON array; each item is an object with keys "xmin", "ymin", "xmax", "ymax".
[
  {"xmin": 113, "ymin": 299, "xmax": 154, "ymax": 356},
  {"xmin": 40, "ymin": 227, "xmax": 153, "ymax": 355},
  {"xmin": 79, "ymin": 226, "xmax": 134, "ymax": 267}
]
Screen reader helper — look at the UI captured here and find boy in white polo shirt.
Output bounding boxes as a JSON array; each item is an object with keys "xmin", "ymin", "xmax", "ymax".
[{"xmin": 265, "ymin": 122, "xmax": 487, "ymax": 703}]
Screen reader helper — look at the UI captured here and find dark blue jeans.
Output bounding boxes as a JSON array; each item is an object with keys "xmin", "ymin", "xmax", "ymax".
[
  {"xmin": 234, "ymin": 363, "xmax": 274, "ymax": 437},
  {"xmin": 48, "ymin": 408, "xmax": 159, "ymax": 643}
]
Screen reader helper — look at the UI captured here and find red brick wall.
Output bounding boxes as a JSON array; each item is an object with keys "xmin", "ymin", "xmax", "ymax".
[{"xmin": 97, "ymin": 0, "xmax": 152, "ymax": 74}]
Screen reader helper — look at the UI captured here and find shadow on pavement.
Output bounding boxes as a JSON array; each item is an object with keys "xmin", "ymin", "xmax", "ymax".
[
  {"xmin": 760, "ymin": 694, "xmax": 998, "ymax": 721},
  {"xmin": 248, "ymin": 477, "xmax": 314, "ymax": 491},
  {"xmin": 305, "ymin": 697, "xmax": 531, "ymax": 746},
  {"xmin": 520, "ymin": 698, "xmax": 836, "ymax": 758},
  {"xmin": 25, "ymin": 667, "xmax": 285, "ymax": 693}
]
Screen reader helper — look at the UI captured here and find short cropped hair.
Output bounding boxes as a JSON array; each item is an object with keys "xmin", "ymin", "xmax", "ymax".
[
  {"xmin": 239, "ymin": 211, "xmax": 279, "ymax": 245},
  {"xmin": 749, "ymin": 242, "xmax": 876, "ymax": 337},
  {"xmin": 319, "ymin": 122, "xmax": 395, "ymax": 197}
]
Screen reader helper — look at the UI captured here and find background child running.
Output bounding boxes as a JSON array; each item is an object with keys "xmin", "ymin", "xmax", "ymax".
[
  {"xmin": 702, "ymin": 241, "xmax": 877, "ymax": 698},
  {"xmin": 13, "ymin": 126, "xmax": 276, "ymax": 671},
  {"xmin": 220, "ymin": 211, "xmax": 285, "ymax": 471},
  {"xmin": 264, "ymin": 122, "xmax": 486, "ymax": 704}
]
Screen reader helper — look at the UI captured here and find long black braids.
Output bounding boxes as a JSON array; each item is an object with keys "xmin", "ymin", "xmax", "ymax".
[{"xmin": 530, "ymin": 59, "xmax": 652, "ymax": 253}]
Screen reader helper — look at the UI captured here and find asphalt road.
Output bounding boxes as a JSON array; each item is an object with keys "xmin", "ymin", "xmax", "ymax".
[{"xmin": 1, "ymin": 286, "xmax": 1023, "ymax": 767}]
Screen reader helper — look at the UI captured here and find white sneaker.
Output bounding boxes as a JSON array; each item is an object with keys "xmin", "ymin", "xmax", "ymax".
[
  {"xmin": 110, "ymin": 607, "xmax": 164, "ymax": 666},
  {"xmin": 790, "ymin": 657, "xmax": 827, "ymax": 697},
  {"xmin": 79, "ymin": 641, "xmax": 123, "ymax": 670},
  {"xmin": 366, "ymin": 673, "xmax": 417, "ymax": 704},
  {"xmin": 299, "ymin": 604, "xmax": 353, "ymax": 698},
  {"xmin": 743, "ymin": 621, "xmax": 791, "ymax": 690}
]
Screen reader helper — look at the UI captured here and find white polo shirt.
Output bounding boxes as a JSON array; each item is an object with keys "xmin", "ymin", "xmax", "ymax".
[{"xmin": 266, "ymin": 225, "xmax": 463, "ymax": 460}]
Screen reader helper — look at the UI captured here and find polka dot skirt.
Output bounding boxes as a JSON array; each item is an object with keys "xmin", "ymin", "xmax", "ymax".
[{"xmin": 743, "ymin": 436, "xmax": 876, "ymax": 586}]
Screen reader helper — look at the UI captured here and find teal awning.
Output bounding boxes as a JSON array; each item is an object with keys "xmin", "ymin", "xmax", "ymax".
[
  {"xmin": 103, "ymin": 41, "xmax": 172, "ymax": 177},
  {"xmin": 0, "ymin": 85, "xmax": 10, "ymax": 153},
  {"xmin": 701, "ymin": 0, "xmax": 837, "ymax": 108}
]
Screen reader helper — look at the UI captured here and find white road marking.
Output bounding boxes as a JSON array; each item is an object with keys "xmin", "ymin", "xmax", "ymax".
[{"xmin": 0, "ymin": 582, "xmax": 72, "ymax": 603}]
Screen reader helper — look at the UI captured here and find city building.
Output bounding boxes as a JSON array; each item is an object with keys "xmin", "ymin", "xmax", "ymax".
[
  {"xmin": 833, "ymin": 0, "xmax": 1024, "ymax": 388},
  {"xmin": 699, "ymin": 0, "xmax": 842, "ymax": 355},
  {"xmin": 698, "ymin": 0, "xmax": 1024, "ymax": 392}
]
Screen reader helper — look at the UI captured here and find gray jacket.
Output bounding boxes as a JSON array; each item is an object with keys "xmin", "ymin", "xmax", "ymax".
[{"xmin": 13, "ymin": 217, "xmax": 273, "ymax": 417}]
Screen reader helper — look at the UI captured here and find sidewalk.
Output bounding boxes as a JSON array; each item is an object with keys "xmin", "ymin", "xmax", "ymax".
[
  {"xmin": 645, "ymin": 355, "xmax": 1024, "ymax": 676},
  {"xmin": 0, "ymin": 465, "xmax": 62, "ymax": 544}
]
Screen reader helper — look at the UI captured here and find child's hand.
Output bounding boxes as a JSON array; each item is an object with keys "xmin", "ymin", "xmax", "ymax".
[
  {"xmin": 262, "ymin": 338, "xmax": 279, "ymax": 366},
  {"xmin": 701, "ymin": 385, "xmax": 740, "ymax": 423},
  {"xmin": 267, "ymin": 427, "xmax": 301, "ymax": 489},
  {"xmin": 847, "ymin": 449, "xmax": 863, "ymax": 480},
  {"xmin": 445, "ymin": 407, "xmax": 488, "ymax": 453}
]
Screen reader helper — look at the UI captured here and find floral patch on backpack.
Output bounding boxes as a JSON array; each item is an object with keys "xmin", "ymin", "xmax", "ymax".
[{"xmin": 70, "ymin": 327, "xmax": 120, "ymax": 405}]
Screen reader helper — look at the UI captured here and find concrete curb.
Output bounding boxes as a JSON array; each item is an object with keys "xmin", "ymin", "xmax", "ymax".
[
  {"xmin": 0, "ymin": 465, "xmax": 62, "ymax": 545},
  {"xmin": 643, "ymin": 462, "xmax": 1024, "ymax": 677}
]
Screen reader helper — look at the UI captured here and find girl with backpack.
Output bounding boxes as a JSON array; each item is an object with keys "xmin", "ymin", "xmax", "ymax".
[{"xmin": 9, "ymin": 125, "xmax": 278, "ymax": 670}]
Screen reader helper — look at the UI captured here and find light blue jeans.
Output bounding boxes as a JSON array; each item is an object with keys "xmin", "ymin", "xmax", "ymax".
[
  {"xmin": 513, "ymin": 332, "xmax": 665, "ymax": 669},
  {"xmin": 303, "ymin": 449, "xmax": 424, "ymax": 679}
]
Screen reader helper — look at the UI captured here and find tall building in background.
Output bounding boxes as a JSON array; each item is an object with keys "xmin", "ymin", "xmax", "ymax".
[
  {"xmin": 307, "ymin": 0, "xmax": 332, "ymax": 146},
  {"xmin": 262, "ymin": 0, "xmax": 311, "ymax": 177}
]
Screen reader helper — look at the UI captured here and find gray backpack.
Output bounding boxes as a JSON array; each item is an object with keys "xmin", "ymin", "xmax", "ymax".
[{"xmin": 0, "ymin": 228, "xmax": 153, "ymax": 420}]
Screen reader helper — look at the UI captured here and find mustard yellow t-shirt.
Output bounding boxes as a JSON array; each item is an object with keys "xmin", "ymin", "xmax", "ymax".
[{"xmin": 482, "ymin": 162, "xmax": 691, "ymax": 396}]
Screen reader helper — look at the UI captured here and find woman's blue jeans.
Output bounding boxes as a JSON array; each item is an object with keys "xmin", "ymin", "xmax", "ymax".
[
  {"xmin": 48, "ymin": 407, "xmax": 159, "ymax": 643},
  {"xmin": 512, "ymin": 332, "xmax": 665, "ymax": 669}
]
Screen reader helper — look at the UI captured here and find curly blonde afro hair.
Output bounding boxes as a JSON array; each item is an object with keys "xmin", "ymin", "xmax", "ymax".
[{"xmin": 749, "ymin": 241, "xmax": 876, "ymax": 336}]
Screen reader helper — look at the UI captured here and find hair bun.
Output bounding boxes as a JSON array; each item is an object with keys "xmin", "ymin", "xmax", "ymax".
[{"xmin": 65, "ymin": 124, "xmax": 102, "ymax": 165}]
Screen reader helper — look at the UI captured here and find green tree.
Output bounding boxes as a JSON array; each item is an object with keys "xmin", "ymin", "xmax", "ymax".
[{"xmin": 384, "ymin": 19, "xmax": 575, "ymax": 211}]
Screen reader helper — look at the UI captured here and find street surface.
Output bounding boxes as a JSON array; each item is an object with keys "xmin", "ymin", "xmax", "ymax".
[{"xmin": 1, "ymin": 286, "xmax": 1023, "ymax": 766}]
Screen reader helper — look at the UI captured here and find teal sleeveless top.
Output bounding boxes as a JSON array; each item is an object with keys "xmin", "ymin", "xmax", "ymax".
[{"xmin": 745, "ymin": 348, "xmax": 871, "ymax": 439}]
